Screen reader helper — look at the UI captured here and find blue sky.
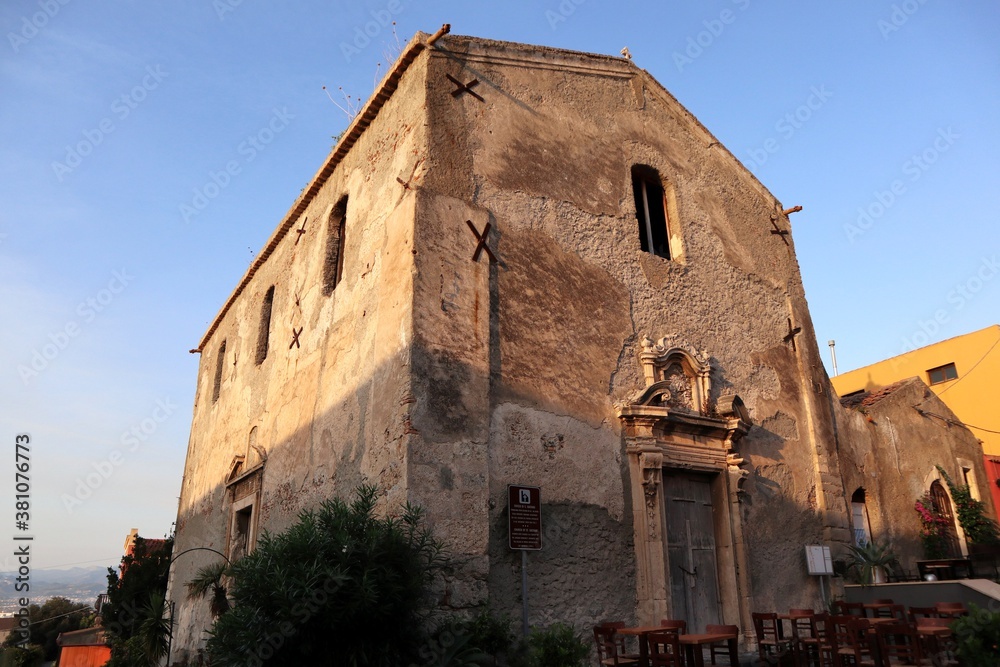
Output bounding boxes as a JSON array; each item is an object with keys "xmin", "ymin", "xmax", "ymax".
[{"xmin": 1, "ymin": 1, "xmax": 997, "ymax": 573}]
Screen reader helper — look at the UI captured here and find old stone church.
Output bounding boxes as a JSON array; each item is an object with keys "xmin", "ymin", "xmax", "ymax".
[{"xmin": 165, "ymin": 30, "xmax": 992, "ymax": 659}]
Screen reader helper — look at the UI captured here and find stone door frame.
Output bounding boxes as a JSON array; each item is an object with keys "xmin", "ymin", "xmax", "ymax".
[{"xmin": 617, "ymin": 338, "xmax": 753, "ymax": 637}]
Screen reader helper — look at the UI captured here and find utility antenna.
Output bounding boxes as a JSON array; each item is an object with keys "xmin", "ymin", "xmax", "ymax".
[{"xmin": 828, "ymin": 340, "xmax": 838, "ymax": 376}]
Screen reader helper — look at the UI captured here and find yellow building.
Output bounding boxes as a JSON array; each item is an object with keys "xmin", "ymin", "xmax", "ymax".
[{"xmin": 831, "ymin": 324, "xmax": 1000, "ymax": 513}]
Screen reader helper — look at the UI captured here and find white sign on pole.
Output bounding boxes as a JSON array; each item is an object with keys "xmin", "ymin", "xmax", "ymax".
[{"xmin": 805, "ymin": 545, "xmax": 833, "ymax": 575}]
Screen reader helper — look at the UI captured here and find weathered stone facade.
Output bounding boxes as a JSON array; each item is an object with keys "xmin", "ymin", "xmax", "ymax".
[
  {"xmin": 835, "ymin": 378, "xmax": 995, "ymax": 571},
  {"xmin": 165, "ymin": 32, "xmax": 992, "ymax": 661}
]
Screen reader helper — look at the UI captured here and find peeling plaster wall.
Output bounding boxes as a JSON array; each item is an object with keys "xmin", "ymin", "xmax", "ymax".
[
  {"xmin": 835, "ymin": 378, "xmax": 995, "ymax": 573},
  {"xmin": 166, "ymin": 54, "xmax": 429, "ymax": 660},
  {"xmin": 418, "ymin": 36, "xmax": 853, "ymax": 630},
  {"xmin": 165, "ymin": 33, "xmax": 969, "ymax": 657}
]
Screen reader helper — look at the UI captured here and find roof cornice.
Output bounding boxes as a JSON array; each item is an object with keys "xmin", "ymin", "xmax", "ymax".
[{"xmin": 196, "ymin": 29, "xmax": 441, "ymax": 352}]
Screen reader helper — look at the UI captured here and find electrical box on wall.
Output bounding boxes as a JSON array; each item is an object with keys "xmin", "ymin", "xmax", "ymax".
[{"xmin": 805, "ymin": 545, "xmax": 834, "ymax": 575}]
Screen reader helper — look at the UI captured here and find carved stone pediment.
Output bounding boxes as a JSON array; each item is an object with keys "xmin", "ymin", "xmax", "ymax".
[
  {"xmin": 226, "ymin": 455, "xmax": 246, "ymax": 484},
  {"xmin": 226, "ymin": 453, "xmax": 265, "ymax": 501},
  {"xmin": 619, "ymin": 339, "xmax": 750, "ymax": 472},
  {"xmin": 638, "ymin": 336, "xmax": 711, "ymax": 414}
]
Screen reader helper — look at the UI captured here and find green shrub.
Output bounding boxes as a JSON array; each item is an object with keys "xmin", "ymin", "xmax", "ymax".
[
  {"xmin": 462, "ymin": 609, "xmax": 517, "ymax": 658},
  {"xmin": 952, "ymin": 604, "xmax": 1000, "ymax": 667},
  {"xmin": 512, "ymin": 623, "xmax": 589, "ymax": 667},
  {"xmin": 0, "ymin": 645, "xmax": 45, "ymax": 667},
  {"xmin": 104, "ymin": 535, "xmax": 173, "ymax": 667},
  {"xmin": 938, "ymin": 466, "xmax": 1000, "ymax": 545},
  {"xmin": 205, "ymin": 485, "xmax": 445, "ymax": 666},
  {"xmin": 417, "ymin": 618, "xmax": 493, "ymax": 667}
]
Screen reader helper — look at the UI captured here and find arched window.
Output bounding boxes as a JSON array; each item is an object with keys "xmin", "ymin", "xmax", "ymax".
[
  {"xmin": 631, "ymin": 165, "xmax": 682, "ymax": 261},
  {"xmin": 930, "ymin": 480, "xmax": 961, "ymax": 557},
  {"xmin": 850, "ymin": 488, "xmax": 873, "ymax": 546}
]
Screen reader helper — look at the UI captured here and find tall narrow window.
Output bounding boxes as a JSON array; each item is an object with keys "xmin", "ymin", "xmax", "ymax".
[
  {"xmin": 632, "ymin": 165, "xmax": 680, "ymax": 260},
  {"xmin": 229, "ymin": 504, "xmax": 253, "ymax": 561},
  {"xmin": 322, "ymin": 197, "xmax": 348, "ymax": 296},
  {"xmin": 212, "ymin": 340, "xmax": 227, "ymax": 403},
  {"xmin": 255, "ymin": 286, "xmax": 274, "ymax": 365}
]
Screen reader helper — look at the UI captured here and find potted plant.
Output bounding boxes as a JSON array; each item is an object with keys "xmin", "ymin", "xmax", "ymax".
[{"xmin": 845, "ymin": 540, "xmax": 898, "ymax": 585}]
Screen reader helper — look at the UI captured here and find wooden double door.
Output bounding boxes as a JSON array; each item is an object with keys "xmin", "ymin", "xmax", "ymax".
[{"xmin": 663, "ymin": 471, "xmax": 722, "ymax": 633}]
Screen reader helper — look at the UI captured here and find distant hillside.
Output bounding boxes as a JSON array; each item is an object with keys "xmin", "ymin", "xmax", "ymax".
[{"xmin": 0, "ymin": 567, "xmax": 110, "ymax": 614}]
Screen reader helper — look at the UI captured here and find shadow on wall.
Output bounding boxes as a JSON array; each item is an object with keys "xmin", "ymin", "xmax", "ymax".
[
  {"xmin": 171, "ymin": 340, "xmax": 881, "ymax": 654},
  {"xmin": 487, "ymin": 502, "xmax": 638, "ymax": 630},
  {"xmin": 740, "ymin": 467, "xmax": 828, "ymax": 611},
  {"xmin": 171, "ymin": 339, "xmax": 632, "ymax": 650}
]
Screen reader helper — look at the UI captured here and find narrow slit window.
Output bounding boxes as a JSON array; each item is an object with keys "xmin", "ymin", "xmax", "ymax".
[
  {"xmin": 632, "ymin": 165, "xmax": 680, "ymax": 260},
  {"xmin": 212, "ymin": 339, "xmax": 227, "ymax": 403},
  {"xmin": 255, "ymin": 286, "xmax": 274, "ymax": 365},
  {"xmin": 322, "ymin": 197, "xmax": 348, "ymax": 296}
]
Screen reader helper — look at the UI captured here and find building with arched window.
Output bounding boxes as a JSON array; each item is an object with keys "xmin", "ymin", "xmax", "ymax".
[
  {"xmin": 832, "ymin": 325, "xmax": 1000, "ymax": 517},
  {"xmin": 165, "ymin": 32, "xmax": 995, "ymax": 662}
]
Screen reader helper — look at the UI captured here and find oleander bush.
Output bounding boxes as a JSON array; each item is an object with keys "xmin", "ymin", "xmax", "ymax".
[
  {"xmin": 204, "ymin": 485, "xmax": 446, "ymax": 667},
  {"xmin": 952, "ymin": 604, "xmax": 1000, "ymax": 667}
]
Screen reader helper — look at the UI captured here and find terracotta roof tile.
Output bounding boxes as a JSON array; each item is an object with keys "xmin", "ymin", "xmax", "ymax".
[{"xmin": 839, "ymin": 378, "xmax": 919, "ymax": 408}]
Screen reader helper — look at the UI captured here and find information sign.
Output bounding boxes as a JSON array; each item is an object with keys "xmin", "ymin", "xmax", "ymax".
[{"xmin": 508, "ymin": 485, "xmax": 542, "ymax": 550}]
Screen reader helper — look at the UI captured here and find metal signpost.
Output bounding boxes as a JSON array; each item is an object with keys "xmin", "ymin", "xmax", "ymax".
[
  {"xmin": 805, "ymin": 544, "xmax": 834, "ymax": 608},
  {"xmin": 509, "ymin": 485, "xmax": 541, "ymax": 637}
]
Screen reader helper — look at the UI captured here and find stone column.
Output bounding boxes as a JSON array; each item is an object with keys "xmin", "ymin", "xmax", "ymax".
[{"xmin": 627, "ymin": 439, "xmax": 670, "ymax": 625}]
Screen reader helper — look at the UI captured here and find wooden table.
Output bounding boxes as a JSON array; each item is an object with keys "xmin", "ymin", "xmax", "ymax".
[
  {"xmin": 679, "ymin": 632, "xmax": 739, "ymax": 667},
  {"xmin": 916, "ymin": 558, "xmax": 973, "ymax": 580},
  {"xmin": 618, "ymin": 626, "xmax": 669, "ymax": 667},
  {"xmin": 619, "ymin": 626, "xmax": 738, "ymax": 667},
  {"xmin": 916, "ymin": 625, "xmax": 951, "ymax": 638}
]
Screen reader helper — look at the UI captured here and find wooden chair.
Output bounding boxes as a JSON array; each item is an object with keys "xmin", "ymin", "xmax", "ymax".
[
  {"xmin": 789, "ymin": 612, "xmax": 827, "ymax": 667},
  {"xmin": 705, "ymin": 624, "xmax": 739, "ymax": 665},
  {"xmin": 598, "ymin": 623, "xmax": 627, "ymax": 653},
  {"xmin": 839, "ymin": 618, "xmax": 876, "ymax": 667},
  {"xmin": 597, "ymin": 623, "xmax": 642, "ymax": 662},
  {"xmin": 752, "ymin": 612, "xmax": 793, "ymax": 666},
  {"xmin": 831, "ymin": 601, "xmax": 865, "ymax": 618},
  {"xmin": 658, "ymin": 619, "xmax": 687, "ymax": 634},
  {"xmin": 594, "ymin": 625, "xmax": 640, "ymax": 666},
  {"xmin": 824, "ymin": 616, "xmax": 863, "ymax": 667},
  {"xmin": 867, "ymin": 600, "xmax": 896, "ymax": 619},
  {"xmin": 647, "ymin": 629, "xmax": 685, "ymax": 667},
  {"xmin": 882, "ymin": 605, "xmax": 907, "ymax": 622},
  {"xmin": 787, "ymin": 607, "xmax": 814, "ymax": 659},
  {"xmin": 874, "ymin": 622, "xmax": 930, "ymax": 666}
]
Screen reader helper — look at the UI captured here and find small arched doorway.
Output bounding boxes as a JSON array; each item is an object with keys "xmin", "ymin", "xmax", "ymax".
[{"xmin": 929, "ymin": 480, "xmax": 962, "ymax": 558}]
